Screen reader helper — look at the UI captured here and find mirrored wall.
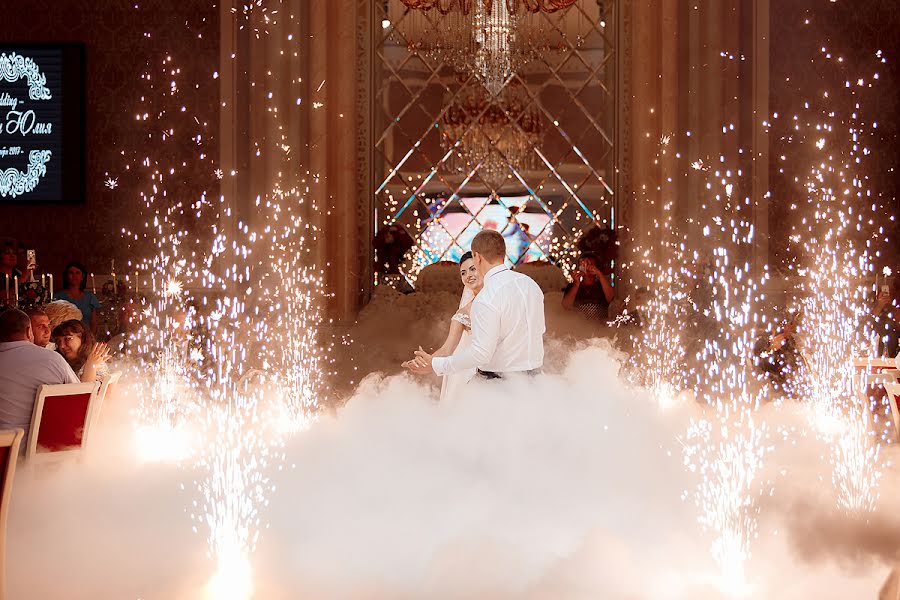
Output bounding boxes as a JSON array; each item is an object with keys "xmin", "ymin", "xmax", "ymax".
[{"xmin": 373, "ymin": 0, "xmax": 618, "ymax": 287}]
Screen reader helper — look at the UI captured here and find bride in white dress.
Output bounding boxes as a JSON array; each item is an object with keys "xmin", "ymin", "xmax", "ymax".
[{"xmin": 403, "ymin": 251, "xmax": 484, "ymax": 401}]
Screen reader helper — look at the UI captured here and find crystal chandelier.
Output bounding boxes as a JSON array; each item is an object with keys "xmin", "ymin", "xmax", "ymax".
[
  {"xmin": 472, "ymin": 1, "xmax": 515, "ymax": 96},
  {"xmin": 400, "ymin": 0, "xmax": 579, "ymax": 96},
  {"xmin": 441, "ymin": 83, "xmax": 543, "ymax": 189}
]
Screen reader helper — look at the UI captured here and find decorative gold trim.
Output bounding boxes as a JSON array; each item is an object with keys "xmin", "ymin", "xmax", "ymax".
[{"xmin": 399, "ymin": 0, "xmax": 578, "ymax": 15}]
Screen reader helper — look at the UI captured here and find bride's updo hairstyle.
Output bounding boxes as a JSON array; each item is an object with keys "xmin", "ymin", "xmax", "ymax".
[
  {"xmin": 459, "ymin": 251, "xmax": 473, "ymax": 264},
  {"xmin": 470, "ymin": 230, "xmax": 506, "ymax": 262}
]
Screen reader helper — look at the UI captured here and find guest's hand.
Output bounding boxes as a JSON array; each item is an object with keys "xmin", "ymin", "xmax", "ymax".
[
  {"xmin": 88, "ymin": 342, "xmax": 110, "ymax": 368},
  {"xmin": 587, "ymin": 264, "xmax": 607, "ymax": 279},
  {"xmin": 409, "ymin": 346, "xmax": 436, "ymax": 375}
]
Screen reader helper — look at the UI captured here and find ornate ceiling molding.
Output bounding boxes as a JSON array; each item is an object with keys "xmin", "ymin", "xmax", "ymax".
[{"xmin": 399, "ymin": 0, "xmax": 578, "ymax": 15}]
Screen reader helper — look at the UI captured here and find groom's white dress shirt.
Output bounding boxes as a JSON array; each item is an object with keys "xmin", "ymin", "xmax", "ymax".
[{"xmin": 433, "ymin": 264, "xmax": 545, "ymax": 376}]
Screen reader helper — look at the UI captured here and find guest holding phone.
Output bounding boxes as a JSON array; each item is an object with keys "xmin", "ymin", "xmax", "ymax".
[{"xmin": 562, "ymin": 253, "xmax": 615, "ymax": 320}]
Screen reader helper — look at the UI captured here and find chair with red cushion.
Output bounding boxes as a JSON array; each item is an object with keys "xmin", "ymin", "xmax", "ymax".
[
  {"xmin": 0, "ymin": 428, "xmax": 24, "ymax": 600},
  {"xmin": 26, "ymin": 382, "xmax": 101, "ymax": 463}
]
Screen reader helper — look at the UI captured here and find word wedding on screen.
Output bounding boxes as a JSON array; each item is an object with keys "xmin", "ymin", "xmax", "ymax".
[{"xmin": 0, "ymin": 45, "xmax": 85, "ymax": 203}]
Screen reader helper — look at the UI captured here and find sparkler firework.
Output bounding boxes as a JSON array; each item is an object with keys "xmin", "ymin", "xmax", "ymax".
[
  {"xmin": 779, "ymin": 50, "xmax": 890, "ymax": 513},
  {"xmin": 627, "ymin": 130, "xmax": 773, "ymax": 588},
  {"xmin": 92, "ymin": 2, "xmax": 897, "ymax": 598},
  {"xmin": 628, "ymin": 42, "xmax": 896, "ymax": 592},
  {"xmin": 680, "ymin": 166, "xmax": 770, "ymax": 589},
  {"xmin": 118, "ymin": 8, "xmax": 331, "ymax": 597}
]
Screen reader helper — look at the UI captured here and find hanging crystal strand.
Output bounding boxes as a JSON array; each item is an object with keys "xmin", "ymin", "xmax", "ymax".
[{"xmin": 474, "ymin": 0, "xmax": 515, "ymax": 95}]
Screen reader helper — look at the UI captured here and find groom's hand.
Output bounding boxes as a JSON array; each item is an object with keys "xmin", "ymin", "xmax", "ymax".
[{"xmin": 410, "ymin": 346, "xmax": 436, "ymax": 375}]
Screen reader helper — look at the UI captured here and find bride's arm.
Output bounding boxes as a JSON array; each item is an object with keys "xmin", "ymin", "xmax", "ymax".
[{"xmin": 433, "ymin": 319, "xmax": 466, "ymax": 358}]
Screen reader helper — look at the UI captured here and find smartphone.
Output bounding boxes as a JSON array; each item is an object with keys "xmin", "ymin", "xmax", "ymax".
[{"xmin": 26, "ymin": 249, "xmax": 36, "ymax": 270}]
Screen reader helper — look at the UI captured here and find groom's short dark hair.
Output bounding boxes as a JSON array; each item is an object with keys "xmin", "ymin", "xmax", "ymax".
[{"xmin": 471, "ymin": 230, "xmax": 506, "ymax": 262}]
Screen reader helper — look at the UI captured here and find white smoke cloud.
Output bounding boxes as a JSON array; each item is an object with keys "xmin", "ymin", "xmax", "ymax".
[{"xmin": 6, "ymin": 335, "xmax": 899, "ymax": 599}]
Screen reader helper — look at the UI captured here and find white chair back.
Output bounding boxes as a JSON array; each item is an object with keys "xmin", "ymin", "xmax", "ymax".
[
  {"xmin": 93, "ymin": 371, "xmax": 122, "ymax": 426},
  {"xmin": 26, "ymin": 382, "xmax": 101, "ymax": 463},
  {"xmin": 0, "ymin": 429, "xmax": 24, "ymax": 600},
  {"xmin": 885, "ymin": 382, "xmax": 900, "ymax": 443}
]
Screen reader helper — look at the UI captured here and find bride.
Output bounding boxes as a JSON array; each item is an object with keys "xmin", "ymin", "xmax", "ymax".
[{"xmin": 403, "ymin": 251, "xmax": 484, "ymax": 401}]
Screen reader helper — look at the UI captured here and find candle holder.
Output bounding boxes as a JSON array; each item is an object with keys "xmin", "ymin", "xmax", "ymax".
[
  {"xmin": 95, "ymin": 277, "xmax": 144, "ymax": 342},
  {"xmin": 16, "ymin": 279, "xmax": 51, "ymax": 311}
]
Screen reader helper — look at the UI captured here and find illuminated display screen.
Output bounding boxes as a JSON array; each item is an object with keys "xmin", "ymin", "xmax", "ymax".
[
  {"xmin": 0, "ymin": 44, "xmax": 85, "ymax": 203},
  {"xmin": 416, "ymin": 194, "xmax": 553, "ymax": 266}
]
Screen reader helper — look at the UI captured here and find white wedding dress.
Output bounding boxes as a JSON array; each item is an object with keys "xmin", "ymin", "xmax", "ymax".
[{"xmin": 439, "ymin": 287, "xmax": 477, "ymax": 402}]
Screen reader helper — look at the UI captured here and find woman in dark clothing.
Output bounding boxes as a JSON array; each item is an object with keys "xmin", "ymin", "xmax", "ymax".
[{"xmin": 562, "ymin": 253, "xmax": 615, "ymax": 320}]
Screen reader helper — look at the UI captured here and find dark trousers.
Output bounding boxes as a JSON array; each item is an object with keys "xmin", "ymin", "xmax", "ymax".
[{"xmin": 476, "ymin": 368, "xmax": 541, "ymax": 380}]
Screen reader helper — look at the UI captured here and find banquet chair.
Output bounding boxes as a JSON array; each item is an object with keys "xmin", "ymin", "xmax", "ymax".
[
  {"xmin": 26, "ymin": 382, "xmax": 101, "ymax": 464},
  {"xmin": 514, "ymin": 261, "xmax": 568, "ymax": 293},
  {"xmin": 0, "ymin": 429, "xmax": 24, "ymax": 600},
  {"xmin": 857, "ymin": 370, "xmax": 900, "ymax": 437},
  {"xmin": 92, "ymin": 371, "xmax": 122, "ymax": 427},
  {"xmin": 885, "ymin": 383, "xmax": 900, "ymax": 443},
  {"xmin": 416, "ymin": 261, "xmax": 464, "ymax": 294}
]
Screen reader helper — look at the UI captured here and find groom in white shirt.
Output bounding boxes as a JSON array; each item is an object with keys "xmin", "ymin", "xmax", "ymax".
[{"xmin": 411, "ymin": 229, "xmax": 545, "ymax": 379}]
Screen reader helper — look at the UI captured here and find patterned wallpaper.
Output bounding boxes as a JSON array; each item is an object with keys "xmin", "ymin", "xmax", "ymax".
[
  {"xmin": 0, "ymin": 0, "xmax": 219, "ymax": 280},
  {"xmin": 769, "ymin": 0, "xmax": 900, "ymax": 271}
]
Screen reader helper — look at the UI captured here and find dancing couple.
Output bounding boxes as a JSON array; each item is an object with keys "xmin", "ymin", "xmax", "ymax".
[{"xmin": 403, "ymin": 230, "xmax": 546, "ymax": 401}]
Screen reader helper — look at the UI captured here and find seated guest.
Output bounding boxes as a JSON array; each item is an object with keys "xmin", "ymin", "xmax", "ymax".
[
  {"xmin": 0, "ymin": 242, "xmax": 23, "ymax": 277},
  {"xmin": 0, "ymin": 243, "xmax": 23, "ymax": 307},
  {"xmin": 55, "ymin": 261, "xmax": 102, "ymax": 333},
  {"xmin": 44, "ymin": 299, "xmax": 85, "ymax": 332},
  {"xmin": 562, "ymin": 253, "xmax": 615, "ymax": 320},
  {"xmin": 753, "ymin": 309, "xmax": 807, "ymax": 399},
  {"xmin": 26, "ymin": 307, "xmax": 54, "ymax": 349},
  {"xmin": 870, "ymin": 274, "xmax": 900, "ymax": 357},
  {"xmin": 0, "ymin": 309, "xmax": 78, "ymax": 444},
  {"xmin": 52, "ymin": 319, "xmax": 110, "ymax": 383}
]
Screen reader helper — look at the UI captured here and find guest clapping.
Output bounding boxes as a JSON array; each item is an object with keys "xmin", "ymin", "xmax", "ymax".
[
  {"xmin": 55, "ymin": 261, "xmax": 102, "ymax": 332},
  {"xmin": 562, "ymin": 253, "xmax": 614, "ymax": 320},
  {"xmin": 52, "ymin": 319, "xmax": 110, "ymax": 382}
]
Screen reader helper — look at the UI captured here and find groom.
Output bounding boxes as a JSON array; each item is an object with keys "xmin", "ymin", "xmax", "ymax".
[{"xmin": 410, "ymin": 229, "xmax": 545, "ymax": 380}]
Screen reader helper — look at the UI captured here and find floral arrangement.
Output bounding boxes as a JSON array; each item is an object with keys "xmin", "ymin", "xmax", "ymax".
[{"xmin": 16, "ymin": 279, "xmax": 51, "ymax": 311}]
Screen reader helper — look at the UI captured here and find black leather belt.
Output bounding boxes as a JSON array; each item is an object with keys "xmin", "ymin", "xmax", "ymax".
[{"xmin": 476, "ymin": 368, "xmax": 541, "ymax": 380}]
